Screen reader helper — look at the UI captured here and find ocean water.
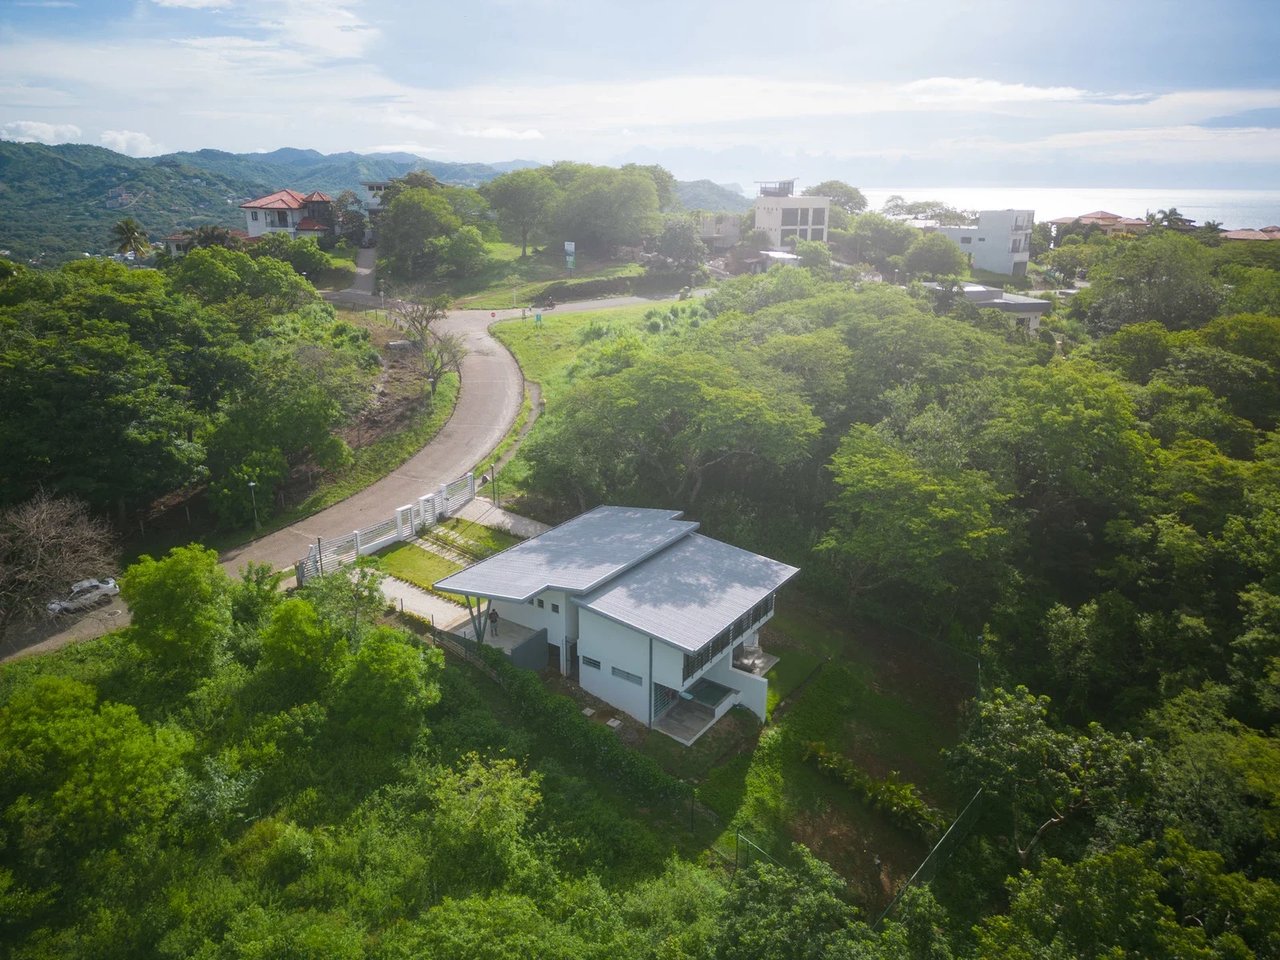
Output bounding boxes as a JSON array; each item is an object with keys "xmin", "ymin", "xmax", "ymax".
[{"xmin": 860, "ymin": 187, "xmax": 1280, "ymax": 231}]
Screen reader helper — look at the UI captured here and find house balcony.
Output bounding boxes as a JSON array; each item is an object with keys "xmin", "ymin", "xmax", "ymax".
[{"xmin": 653, "ymin": 677, "xmax": 736, "ymax": 745}]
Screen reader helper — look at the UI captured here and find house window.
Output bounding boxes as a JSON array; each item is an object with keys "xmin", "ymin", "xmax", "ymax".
[
  {"xmin": 780, "ymin": 228, "xmax": 798, "ymax": 240},
  {"xmin": 275, "ymin": 211, "xmax": 289, "ymax": 227},
  {"xmin": 251, "ymin": 210, "xmax": 259, "ymax": 221},
  {"xmin": 811, "ymin": 208, "xmax": 825, "ymax": 226},
  {"xmin": 978, "ymin": 237, "xmax": 986, "ymax": 242},
  {"xmin": 781, "ymin": 208, "xmax": 799, "ymax": 226},
  {"xmin": 527, "ymin": 599, "xmax": 534, "ymax": 605},
  {"xmin": 798, "ymin": 208, "xmax": 810, "ymax": 226},
  {"xmin": 551, "ymin": 603, "xmax": 560, "ymax": 613},
  {"xmin": 960, "ymin": 236, "xmax": 972, "ymax": 244},
  {"xmin": 537, "ymin": 599, "xmax": 544, "ymax": 608},
  {"xmin": 612, "ymin": 666, "xmax": 642, "ymax": 685},
  {"xmin": 583, "ymin": 656, "xmax": 601, "ymax": 670},
  {"xmin": 811, "ymin": 228, "xmax": 825, "ymax": 241}
]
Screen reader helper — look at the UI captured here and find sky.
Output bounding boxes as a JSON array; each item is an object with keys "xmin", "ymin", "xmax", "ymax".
[{"xmin": 2, "ymin": 0, "xmax": 1279, "ymax": 190}]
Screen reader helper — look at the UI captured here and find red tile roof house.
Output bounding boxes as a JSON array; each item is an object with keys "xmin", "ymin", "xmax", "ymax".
[
  {"xmin": 1046, "ymin": 210, "xmax": 1150, "ymax": 237},
  {"xmin": 240, "ymin": 189, "xmax": 333, "ymax": 240}
]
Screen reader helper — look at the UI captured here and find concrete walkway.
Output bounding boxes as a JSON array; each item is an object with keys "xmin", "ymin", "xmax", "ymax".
[
  {"xmin": 381, "ymin": 576, "xmax": 469, "ymax": 631},
  {"xmin": 454, "ymin": 497, "xmax": 551, "ymax": 539}
]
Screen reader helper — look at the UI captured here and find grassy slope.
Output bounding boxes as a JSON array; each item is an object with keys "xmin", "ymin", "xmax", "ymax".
[{"xmin": 417, "ymin": 243, "xmax": 644, "ymax": 308}]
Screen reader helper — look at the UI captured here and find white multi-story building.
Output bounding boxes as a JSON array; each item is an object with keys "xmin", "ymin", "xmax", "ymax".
[
  {"xmin": 752, "ymin": 180, "xmax": 830, "ymax": 247},
  {"xmin": 935, "ymin": 209, "xmax": 1034, "ymax": 277},
  {"xmin": 361, "ymin": 181, "xmax": 391, "ymax": 214},
  {"xmin": 239, "ymin": 189, "xmax": 333, "ymax": 240},
  {"xmin": 435, "ymin": 506, "xmax": 799, "ymax": 745}
]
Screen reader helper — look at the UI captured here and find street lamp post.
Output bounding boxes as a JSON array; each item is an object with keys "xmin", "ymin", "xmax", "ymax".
[{"xmin": 248, "ymin": 481, "xmax": 259, "ymax": 530}]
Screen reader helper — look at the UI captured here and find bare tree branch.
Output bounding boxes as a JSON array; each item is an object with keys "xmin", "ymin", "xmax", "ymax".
[{"xmin": 0, "ymin": 493, "xmax": 118, "ymax": 639}]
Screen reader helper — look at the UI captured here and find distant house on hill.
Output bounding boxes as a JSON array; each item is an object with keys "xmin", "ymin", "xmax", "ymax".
[
  {"xmin": 434, "ymin": 506, "xmax": 799, "ymax": 745},
  {"xmin": 1222, "ymin": 226, "xmax": 1280, "ymax": 241},
  {"xmin": 162, "ymin": 228, "xmax": 251, "ymax": 257},
  {"xmin": 929, "ymin": 209, "xmax": 1035, "ymax": 278},
  {"xmin": 240, "ymin": 189, "xmax": 333, "ymax": 239},
  {"xmin": 1046, "ymin": 210, "xmax": 1149, "ymax": 238}
]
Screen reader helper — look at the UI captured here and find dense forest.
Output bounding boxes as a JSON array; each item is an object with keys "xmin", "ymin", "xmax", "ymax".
[
  {"xmin": 3, "ymin": 224, "xmax": 1280, "ymax": 957},
  {"xmin": 0, "ymin": 242, "xmax": 376, "ymax": 528}
]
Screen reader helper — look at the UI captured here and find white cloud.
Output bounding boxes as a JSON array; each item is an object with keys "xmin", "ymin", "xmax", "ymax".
[
  {"xmin": 1, "ymin": 119, "xmax": 81, "ymax": 143},
  {"xmin": 363, "ymin": 143, "xmax": 438, "ymax": 155},
  {"xmin": 100, "ymin": 129, "xmax": 164, "ymax": 156},
  {"xmin": 151, "ymin": 0, "xmax": 233, "ymax": 8},
  {"xmin": 460, "ymin": 127, "xmax": 544, "ymax": 140},
  {"xmin": 901, "ymin": 76, "xmax": 1088, "ymax": 104}
]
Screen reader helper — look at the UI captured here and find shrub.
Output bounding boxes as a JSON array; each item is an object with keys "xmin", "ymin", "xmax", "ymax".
[{"xmin": 803, "ymin": 741, "xmax": 944, "ymax": 842}]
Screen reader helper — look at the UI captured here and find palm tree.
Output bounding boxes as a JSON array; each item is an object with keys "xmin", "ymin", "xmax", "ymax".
[
  {"xmin": 190, "ymin": 225, "xmax": 241, "ymax": 250},
  {"xmin": 112, "ymin": 217, "xmax": 150, "ymax": 260},
  {"xmin": 1156, "ymin": 207, "xmax": 1194, "ymax": 231}
]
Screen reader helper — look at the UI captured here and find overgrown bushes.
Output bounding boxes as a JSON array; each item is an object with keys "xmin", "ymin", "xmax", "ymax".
[
  {"xmin": 803, "ymin": 741, "xmax": 944, "ymax": 842},
  {"xmin": 473, "ymin": 643, "xmax": 692, "ymax": 802}
]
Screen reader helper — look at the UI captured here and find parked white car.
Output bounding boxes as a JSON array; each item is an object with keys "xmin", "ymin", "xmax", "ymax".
[{"xmin": 47, "ymin": 578, "xmax": 120, "ymax": 616}]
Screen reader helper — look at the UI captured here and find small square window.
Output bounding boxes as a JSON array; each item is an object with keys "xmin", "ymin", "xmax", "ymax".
[
  {"xmin": 551, "ymin": 603, "xmax": 560, "ymax": 613},
  {"xmin": 537, "ymin": 599, "xmax": 544, "ymax": 608}
]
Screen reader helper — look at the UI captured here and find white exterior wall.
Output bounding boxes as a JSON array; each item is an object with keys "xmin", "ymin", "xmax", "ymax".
[
  {"xmin": 492, "ymin": 589, "xmax": 567, "ymax": 651},
  {"xmin": 705, "ymin": 652, "xmax": 769, "ymax": 721},
  {"xmin": 577, "ymin": 608, "xmax": 652, "ymax": 724},
  {"xmin": 753, "ymin": 195, "xmax": 831, "ymax": 247},
  {"xmin": 362, "ymin": 182, "xmax": 389, "ymax": 213},
  {"xmin": 244, "ymin": 207, "xmax": 300, "ymax": 239},
  {"xmin": 937, "ymin": 209, "xmax": 1033, "ymax": 277}
]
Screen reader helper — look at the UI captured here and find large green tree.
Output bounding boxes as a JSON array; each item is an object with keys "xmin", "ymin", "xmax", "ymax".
[{"xmin": 481, "ymin": 168, "xmax": 560, "ymax": 257}]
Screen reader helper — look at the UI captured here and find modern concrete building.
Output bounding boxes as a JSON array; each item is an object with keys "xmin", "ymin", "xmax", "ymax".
[
  {"xmin": 752, "ymin": 180, "xmax": 830, "ymax": 247},
  {"xmin": 435, "ymin": 506, "xmax": 799, "ymax": 745},
  {"xmin": 935, "ymin": 209, "xmax": 1034, "ymax": 277}
]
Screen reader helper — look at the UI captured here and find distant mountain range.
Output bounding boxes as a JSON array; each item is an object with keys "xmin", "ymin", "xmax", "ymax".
[{"xmin": 0, "ymin": 141, "xmax": 749, "ymax": 263}]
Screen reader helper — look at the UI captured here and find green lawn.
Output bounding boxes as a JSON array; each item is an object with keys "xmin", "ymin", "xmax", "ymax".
[
  {"xmin": 393, "ymin": 242, "xmax": 645, "ymax": 308},
  {"xmin": 375, "ymin": 542, "xmax": 462, "ymax": 592},
  {"xmin": 439, "ymin": 517, "xmax": 524, "ymax": 556},
  {"xmin": 490, "ymin": 304, "xmax": 658, "ymax": 499},
  {"xmin": 765, "ymin": 649, "xmax": 825, "ymax": 717}
]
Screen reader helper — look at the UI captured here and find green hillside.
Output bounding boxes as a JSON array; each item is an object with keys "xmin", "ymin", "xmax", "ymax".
[
  {"xmin": 0, "ymin": 141, "xmax": 266, "ymax": 263},
  {"xmin": 0, "ymin": 143, "xmax": 534, "ymax": 264},
  {"xmin": 674, "ymin": 178, "xmax": 751, "ymax": 213}
]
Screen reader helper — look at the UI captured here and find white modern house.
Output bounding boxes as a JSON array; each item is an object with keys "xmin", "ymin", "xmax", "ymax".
[
  {"xmin": 753, "ymin": 180, "xmax": 830, "ymax": 247},
  {"xmin": 361, "ymin": 181, "xmax": 391, "ymax": 214},
  {"xmin": 435, "ymin": 506, "xmax": 799, "ymax": 745},
  {"xmin": 240, "ymin": 189, "xmax": 333, "ymax": 240},
  {"xmin": 933, "ymin": 209, "xmax": 1034, "ymax": 277},
  {"xmin": 920, "ymin": 281, "xmax": 1050, "ymax": 334}
]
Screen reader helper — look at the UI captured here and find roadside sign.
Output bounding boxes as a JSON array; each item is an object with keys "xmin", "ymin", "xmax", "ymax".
[
  {"xmin": 564, "ymin": 241, "xmax": 575, "ymax": 255},
  {"xmin": 534, "ymin": 311, "xmax": 543, "ymax": 326},
  {"xmin": 566, "ymin": 253, "xmax": 575, "ymax": 270}
]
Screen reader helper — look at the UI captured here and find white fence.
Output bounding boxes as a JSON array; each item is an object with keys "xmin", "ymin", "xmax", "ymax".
[{"xmin": 294, "ymin": 472, "xmax": 476, "ymax": 584}]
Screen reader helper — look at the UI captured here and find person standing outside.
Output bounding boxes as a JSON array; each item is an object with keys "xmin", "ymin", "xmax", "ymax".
[{"xmin": 488, "ymin": 606, "xmax": 500, "ymax": 637}]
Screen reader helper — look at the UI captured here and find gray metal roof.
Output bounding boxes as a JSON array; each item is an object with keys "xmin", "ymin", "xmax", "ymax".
[
  {"xmin": 574, "ymin": 533, "xmax": 800, "ymax": 653},
  {"xmin": 433, "ymin": 506, "xmax": 696, "ymax": 602}
]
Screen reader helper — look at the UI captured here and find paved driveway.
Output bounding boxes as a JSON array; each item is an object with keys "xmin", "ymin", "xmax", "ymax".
[{"xmin": 2, "ymin": 268, "xmax": 682, "ymax": 662}]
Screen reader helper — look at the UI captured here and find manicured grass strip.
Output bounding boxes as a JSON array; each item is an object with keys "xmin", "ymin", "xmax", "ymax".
[
  {"xmin": 375, "ymin": 542, "xmax": 462, "ymax": 593},
  {"xmin": 439, "ymin": 517, "xmax": 524, "ymax": 556}
]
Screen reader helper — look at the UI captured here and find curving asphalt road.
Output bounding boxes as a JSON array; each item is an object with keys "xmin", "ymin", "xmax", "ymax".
[{"xmin": 1, "ymin": 251, "xmax": 676, "ymax": 662}]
